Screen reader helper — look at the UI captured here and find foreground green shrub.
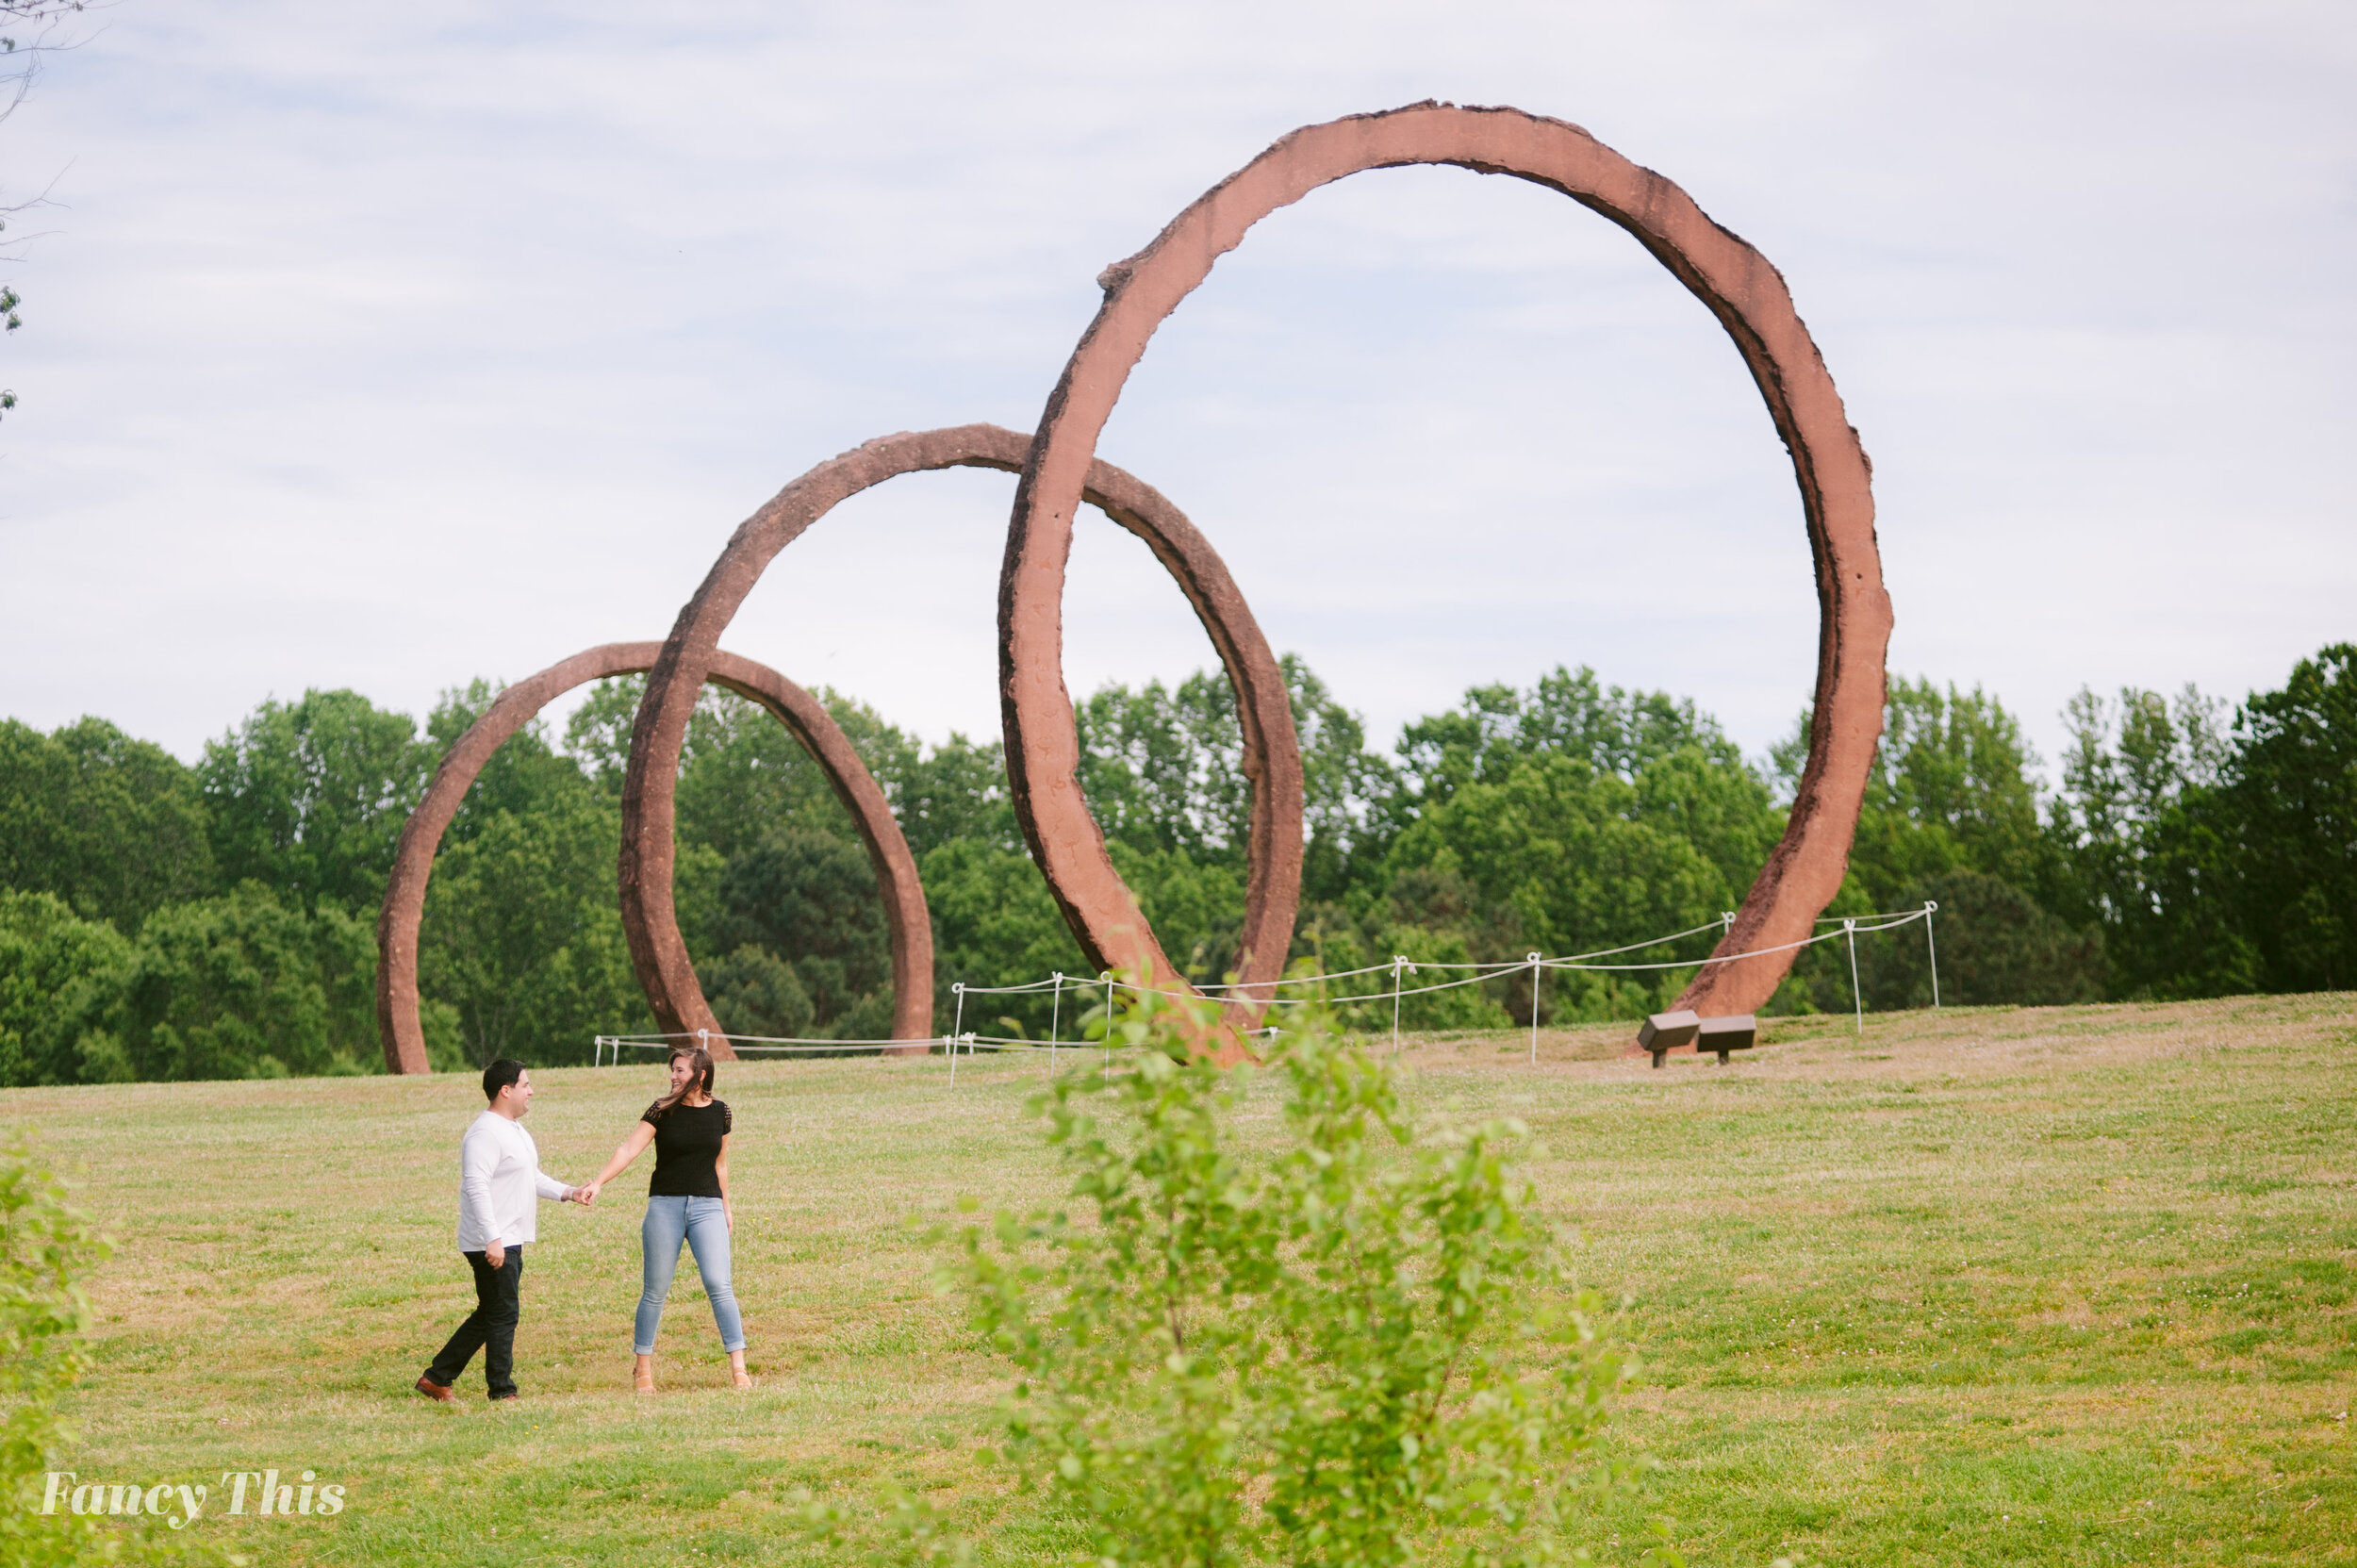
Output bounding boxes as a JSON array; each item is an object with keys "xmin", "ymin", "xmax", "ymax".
[
  {"xmin": 0, "ymin": 1142, "xmax": 235, "ymax": 1566},
  {"xmin": 828, "ymin": 985, "xmax": 1651, "ymax": 1566},
  {"xmin": 0, "ymin": 1138, "xmax": 117, "ymax": 1564}
]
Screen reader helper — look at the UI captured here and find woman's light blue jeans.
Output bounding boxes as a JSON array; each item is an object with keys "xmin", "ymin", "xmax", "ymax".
[{"xmin": 635, "ymin": 1196, "xmax": 746, "ymax": 1354}]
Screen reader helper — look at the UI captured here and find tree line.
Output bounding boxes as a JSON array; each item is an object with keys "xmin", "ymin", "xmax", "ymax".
[{"xmin": 0, "ymin": 642, "xmax": 2349, "ymax": 1081}]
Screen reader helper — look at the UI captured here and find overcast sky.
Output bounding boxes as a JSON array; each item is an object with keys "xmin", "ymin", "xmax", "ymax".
[{"xmin": 1, "ymin": 1, "xmax": 2349, "ymax": 779}]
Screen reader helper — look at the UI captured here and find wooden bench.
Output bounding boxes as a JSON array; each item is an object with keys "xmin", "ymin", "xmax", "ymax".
[
  {"xmin": 1697, "ymin": 1014, "xmax": 1757, "ymax": 1064},
  {"xmin": 1637, "ymin": 1010, "xmax": 1699, "ymax": 1068}
]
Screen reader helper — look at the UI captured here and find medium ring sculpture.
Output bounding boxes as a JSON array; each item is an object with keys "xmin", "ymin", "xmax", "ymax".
[
  {"xmin": 1004, "ymin": 101, "xmax": 1893, "ymax": 1033},
  {"xmin": 620, "ymin": 424, "xmax": 1304, "ymax": 1052},
  {"xmin": 377, "ymin": 641, "xmax": 933, "ymax": 1073}
]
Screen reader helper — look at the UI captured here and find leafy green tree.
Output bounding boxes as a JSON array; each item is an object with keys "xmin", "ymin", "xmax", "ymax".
[
  {"xmin": 0, "ymin": 891, "xmax": 130, "ymax": 1087},
  {"xmin": 1775, "ymin": 677, "xmax": 2056, "ymax": 909},
  {"xmin": 1383, "ymin": 753, "xmax": 1749, "ymax": 1023},
  {"xmin": 199, "ymin": 689, "xmax": 434, "ymax": 913},
  {"xmin": 1393, "ymin": 666, "xmax": 1740, "ymax": 815},
  {"xmin": 0, "ymin": 718, "xmax": 215, "ymax": 931},
  {"xmin": 1077, "ymin": 672, "xmax": 1250, "ymax": 867},
  {"xmin": 698, "ymin": 944, "xmax": 817, "ymax": 1042},
  {"xmin": 1292, "ymin": 900, "xmax": 1512, "ymax": 1035},
  {"xmin": 1285, "ymin": 657, "xmax": 1400, "ymax": 905},
  {"xmin": 886, "ymin": 733, "xmax": 1021, "ymax": 858},
  {"xmin": 1771, "ymin": 677, "xmax": 2096, "ymax": 1013},
  {"xmin": 2049, "ymin": 685, "xmax": 2230, "ymax": 919},
  {"xmin": 920, "ymin": 838, "xmax": 1091, "ymax": 1038},
  {"xmin": 419, "ymin": 792, "xmax": 650, "ymax": 1068},
  {"xmin": 427, "ymin": 679, "xmax": 598, "ymax": 846},
  {"xmin": 119, "ymin": 884, "xmax": 376, "ymax": 1080},
  {"xmin": 2226, "ymin": 643, "xmax": 2357, "ymax": 993},
  {"xmin": 1854, "ymin": 870, "xmax": 2103, "ymax": 1009},
  {"xmin": 678, "ymin": 687, "xmax": 897, "ymax": 865},
  {"xmin": 572, "ymin": 677, "xmax": 1023, "ymax": 1036},
  {"xmin": 563, "ymin": 674, "xmax": 646, "ymax": 799},
  {"xmin": 1355, "ymin": 669, "xmax": 1779, "ymax": 1021},
  {"xmin": 919, "ymin": 987, "xmax": 1639, "ymax": 1567},
  {"xmin": 415, "ymin": 685, "xmax": 650, "ymax": 1066},
  {"xmin": 701, "ymin": 827, "xmax": 894, "ymax": 1040},
  {"xmin": 2046, "ymin": 683, "xmax": 2250, "ymax": 999},
  {"xmin": 1076, "ymin": 658, "xmax": 1394, "ymax": 900},
  {"xmin": 1107, "ymin": 842, "xmax": 1248, "ymax": 990}
]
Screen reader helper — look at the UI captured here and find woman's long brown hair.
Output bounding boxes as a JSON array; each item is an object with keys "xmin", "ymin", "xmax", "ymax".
[{"xmin": 649, "ymin": 1044, "xmax": 715, "ymax": 1120}]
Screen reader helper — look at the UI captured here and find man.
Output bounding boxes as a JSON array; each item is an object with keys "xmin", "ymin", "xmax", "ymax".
[{"xmin": 417, "ymin": 1059, "xmax": 589, "ymax": 1403}]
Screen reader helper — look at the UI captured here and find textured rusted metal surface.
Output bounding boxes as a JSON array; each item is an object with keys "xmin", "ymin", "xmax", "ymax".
[
  {"xmin": 375, "ymin": 642, "xmax": 933, "ymax": 1073},
  {"xmin": 1001, "ymin": 103, "xmax": 1890, "ymax": 1058},
  {"xmin": 620, "ymin": 425, "xmax": 1302, "ymax": 1059}
]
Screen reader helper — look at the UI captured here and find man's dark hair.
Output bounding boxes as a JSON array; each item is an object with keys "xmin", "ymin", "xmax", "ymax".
[{"xmin": 483, "ymin": 1059, "xmax": 528, "ymax": 1101}]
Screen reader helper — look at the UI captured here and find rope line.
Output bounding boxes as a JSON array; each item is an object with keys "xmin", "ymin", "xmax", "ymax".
[
  {"xmin": 590, "ymin": 904, "xmax": 1946, "ymax": 1068},
  {"xmin": 979, "ymin": 906, "xmax": 1940, "ymax": 1010}
]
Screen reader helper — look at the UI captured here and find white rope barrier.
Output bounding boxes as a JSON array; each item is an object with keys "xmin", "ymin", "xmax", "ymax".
[
  {"xmin": 589, "ymin": 901, "xmax": 1948, "ymax": 1073},
  {"xmin": 997, "ymin": 905, "xmax": 1953, "ymax": 1031}
]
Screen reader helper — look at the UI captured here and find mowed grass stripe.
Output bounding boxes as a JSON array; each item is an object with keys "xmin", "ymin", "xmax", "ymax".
[{"xmin": 15, "ymin": 995, "xmax": 2354, "ymax": 1565}]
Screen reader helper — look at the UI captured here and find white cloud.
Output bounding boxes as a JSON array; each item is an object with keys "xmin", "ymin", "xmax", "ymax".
[{"xmin": 0, "ymin": 0, "xmax": 2349, "ymax": 777}]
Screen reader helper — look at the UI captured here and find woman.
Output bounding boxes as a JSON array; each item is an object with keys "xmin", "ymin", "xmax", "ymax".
[{"xmin": 583, "ymin": 1044, "xmax": 751, "ymax": 1391}]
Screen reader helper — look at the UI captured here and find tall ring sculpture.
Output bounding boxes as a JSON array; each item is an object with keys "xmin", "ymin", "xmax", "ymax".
[
  {"xmin": 1004, "ymin": 102, "xmax": 1892, "ymax": 1033},
  {"xmin": 377, "ymin": 641, "xmax": 933, "ymax": 1073},
  {"xmin": 621, "ymin": 424, "xmax": 1303, "ymax": 1051}
]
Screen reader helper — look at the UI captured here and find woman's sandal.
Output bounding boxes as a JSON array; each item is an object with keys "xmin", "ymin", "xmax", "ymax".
[
  {"xmin": 634, "ymin": 1368, "xmax": 656, "ymax": 1395},
  {"xmin": 732, "ymin": 1370, "xmax": 754, "ymax": 1391}
]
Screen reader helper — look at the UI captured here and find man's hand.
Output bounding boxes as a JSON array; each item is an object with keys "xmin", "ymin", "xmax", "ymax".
[
  {"xmin": 486, "ymin": 1242, "xmax": 506, "ymax": 1270},
  {"xmin": 581, "ymin": 1182, "xmax": 601, "ymax": 1208}
]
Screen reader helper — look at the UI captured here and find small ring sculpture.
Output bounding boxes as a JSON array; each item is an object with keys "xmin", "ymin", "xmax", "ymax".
[
  {"xmin": 1003, "ymin": 102, "xmax": 1892, "ymax": 1034},
  {"xmin": 376, "ymin": 641, "xmax": 932, "ymax": 1073},
  {"xmin": 620, "ymin": 424, "xmax": 1303, "ymax": 1052}
]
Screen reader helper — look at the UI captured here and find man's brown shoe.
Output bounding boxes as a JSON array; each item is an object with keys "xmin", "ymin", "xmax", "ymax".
[{"xmin": 415, "ymin": 1376, "xmax": 455, "ymax": 1403}]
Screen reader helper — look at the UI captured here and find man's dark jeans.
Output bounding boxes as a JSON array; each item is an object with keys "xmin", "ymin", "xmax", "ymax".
[{"xmin": 425, "ymin": 1246, "xmax": 523, "ymax": 1398}]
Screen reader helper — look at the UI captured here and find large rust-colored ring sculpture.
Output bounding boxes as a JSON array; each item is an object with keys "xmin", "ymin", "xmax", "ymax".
[
  {"xmin": 620, "ymin": 424, "xmax": 1303, "ymax": 1052},
  {"xmin": 376, "ymin": 641, "xmax": 933, "ymax": 1073},
  {"xmin": 1004, "ymin": 101, "xmax": 1892, "ymax": 1033}
]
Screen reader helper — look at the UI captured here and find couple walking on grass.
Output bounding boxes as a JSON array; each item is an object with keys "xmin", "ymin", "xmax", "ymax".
[{"xmin": 414, "ymin": 1045, "xmax": 750, "ymax": 1403}]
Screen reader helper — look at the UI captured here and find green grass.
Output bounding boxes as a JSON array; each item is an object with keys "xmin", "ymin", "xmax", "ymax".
[{"xmin": 19, "ymin": 995, "xmax": 2357, "ymax": 1564}]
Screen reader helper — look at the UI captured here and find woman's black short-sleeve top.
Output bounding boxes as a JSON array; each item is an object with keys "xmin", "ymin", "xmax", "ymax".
[{"xmin": 641, "ymin": 1098, "xmax": 732, "ymax": 1197}]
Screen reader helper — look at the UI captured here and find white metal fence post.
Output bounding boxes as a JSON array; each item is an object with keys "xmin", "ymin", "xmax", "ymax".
[
  {"xmin": 1050, "ymin": 972, "xmax": 1063, "ymax": 1065},
  {"xmin": 1391, "ymin": 955, "xmax": 1407, "ymax": 1057},
  {"xmin": 1844, "ymin": 918, "xmax": 1862, "ymax": 1036},
  {"xmin": 1527, "ymin": 952, "xmax": 1542, "ymax": 1065},
  {"xmin": 1923, "ymin": 900, "xmax": 1942, "ymax": 1008}
]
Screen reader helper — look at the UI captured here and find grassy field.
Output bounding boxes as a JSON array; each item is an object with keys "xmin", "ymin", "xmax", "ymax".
[{"xmin": 17, "ymin": 995, "xmax": 2356, "ymax": 1565}]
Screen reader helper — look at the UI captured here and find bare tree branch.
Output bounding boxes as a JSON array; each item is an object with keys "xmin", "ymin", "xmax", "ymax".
[{"xmin": 0, "ymin": 0, "xmax": 100, "ymax": 420}]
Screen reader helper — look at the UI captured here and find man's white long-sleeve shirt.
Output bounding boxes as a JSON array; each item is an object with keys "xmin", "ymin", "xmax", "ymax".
[{"xmin": 456, "ymin": 1110, "xmax": 570, "ymax": 1252}]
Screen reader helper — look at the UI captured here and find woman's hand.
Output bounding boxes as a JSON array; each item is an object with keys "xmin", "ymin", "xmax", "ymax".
[{"xmin": 723, "ymin": 1201, "xmax": 733, "ymax": 1233}]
